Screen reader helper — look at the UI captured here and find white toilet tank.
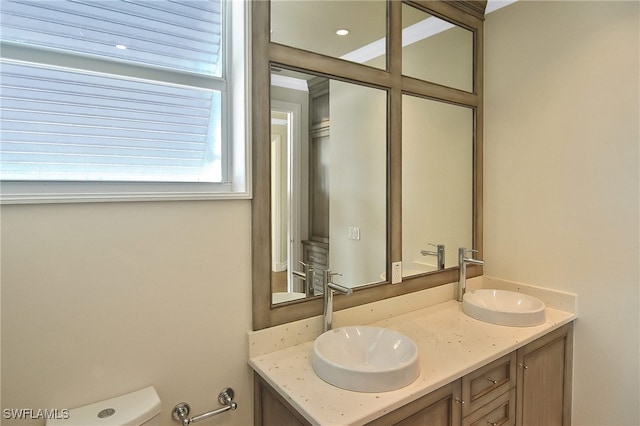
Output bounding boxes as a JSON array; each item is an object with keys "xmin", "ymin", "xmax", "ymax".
[{"xmin": 46, "ymin": 386, "xmax": 161, "ymax": 426}]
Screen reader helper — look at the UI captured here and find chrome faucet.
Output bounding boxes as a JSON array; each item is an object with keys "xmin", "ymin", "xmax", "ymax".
[
  {"xmin": 421, "ymin": 243, "xmax": 445, "ymax": 271},
  {"xmin": 291, "ymin": 261, "xmax": 314, "ymax": 297},
  {"xmin": 458, "ymin": 248, "xmax": 484, "ymax": 302},
  {"xmin": 322, "ymin": 270, "xmax": 352, "ymax": 332}
]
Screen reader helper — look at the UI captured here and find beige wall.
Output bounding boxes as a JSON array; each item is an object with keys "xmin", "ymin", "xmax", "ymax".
[
  {"xmin": 1, "ymin": 201, "xmax": 253, "ymax": 426},
  {"xmin": 484, "ymin": 1, "xmax": 639, "ymax": 425}
]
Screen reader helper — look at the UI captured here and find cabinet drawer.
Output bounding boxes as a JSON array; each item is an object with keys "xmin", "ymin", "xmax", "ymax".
[
  {"xmin": 306, "ymin": 251, "xmax": 327, "ymax": 265},
  {"xmin": 462, "ymin": 388, "xmax": 515, "ymax": 426},
  {"xmin": 462, "ymin": 352, "xmax": 516, "ymax": 417}
]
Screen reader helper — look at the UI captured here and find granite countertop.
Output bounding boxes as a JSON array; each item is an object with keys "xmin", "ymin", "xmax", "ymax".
[{"xmin": 249, "ymin": 299, "xmax": 576, "ymax": 426}]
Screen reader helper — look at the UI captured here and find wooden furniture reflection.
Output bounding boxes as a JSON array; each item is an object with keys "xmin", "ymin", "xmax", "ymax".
[{"xmin": 303, "ymin": 77, "xmax": 330, "ymax": 295}]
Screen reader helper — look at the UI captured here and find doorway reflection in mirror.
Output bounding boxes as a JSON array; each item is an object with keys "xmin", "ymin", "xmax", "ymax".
[{"xmin": 270, "ymin": 68, "xmax": 387, "ymax": 304}]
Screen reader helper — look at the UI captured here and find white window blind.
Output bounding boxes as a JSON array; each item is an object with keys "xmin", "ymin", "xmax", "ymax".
[
  {"xmin": 0, "ymin": 0, "xmax": 227, "ymax": 185},
  {"xmin": 0, "ymin": 0, "xmax": 222, "ymax": 75}
]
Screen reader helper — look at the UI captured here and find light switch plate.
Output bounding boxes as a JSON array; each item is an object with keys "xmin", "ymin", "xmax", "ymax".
[{"xmin": 347, "ymin": 226, "xmax": 360, "ymax": 240}]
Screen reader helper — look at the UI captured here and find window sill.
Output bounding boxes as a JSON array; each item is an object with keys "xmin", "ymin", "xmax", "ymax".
[{"xmin": 0, "ymin": 181, "xmax": 252, "ymax": 204}]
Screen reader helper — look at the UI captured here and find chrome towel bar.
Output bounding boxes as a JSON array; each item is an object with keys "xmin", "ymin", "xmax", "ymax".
[{"xmin": 172, "ymin": 388, "xmax": 237, "ymax": 426}]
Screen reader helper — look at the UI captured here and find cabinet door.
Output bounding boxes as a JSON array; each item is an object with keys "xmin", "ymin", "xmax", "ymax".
[
  {"xmin": 367, "ymin": 380, "xmax": 462, "ymax": 426},
  {"xmin": 516, "ymin": 323, "xmax": 573, "ymax": 426}
]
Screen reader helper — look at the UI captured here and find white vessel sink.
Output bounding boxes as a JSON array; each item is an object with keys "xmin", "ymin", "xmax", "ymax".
[
  {"xmin": 462, "ymin": 289, "xmax": 546, "ymax": 327},
  {"xmin": 312, "ymin": 326, "xmax": 420, "ymax": 392}
]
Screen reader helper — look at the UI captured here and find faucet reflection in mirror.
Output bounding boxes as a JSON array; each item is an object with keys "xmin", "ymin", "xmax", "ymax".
[
  {"xmin": 420, "ymin": 243, "xmax": 445, "ymax": 271},
  {"xmin": 291, "ymin": 261, "xmax": 314, "ymax": 297}
]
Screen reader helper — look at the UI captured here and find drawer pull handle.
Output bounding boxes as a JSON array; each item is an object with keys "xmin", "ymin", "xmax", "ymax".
[
  {"xmin": 487, "ymin": 378, "xmax": 497, "ymax": 384},
  {"xmin": 487, "ymin": 421, "xmax": 497, "ymax": 426},
  {"xmin": 455, "ymin": 398, "xmax": 465, "ymax": 405}
]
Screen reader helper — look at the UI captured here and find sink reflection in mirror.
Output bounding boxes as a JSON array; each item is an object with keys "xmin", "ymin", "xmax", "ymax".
[
  {"xmin": 270, "ymin": 67, "xmax": 387, "ymax": 304},
  {"xmin": 271, "ymin": 292, "xmax": 306, "ymax": 305}
]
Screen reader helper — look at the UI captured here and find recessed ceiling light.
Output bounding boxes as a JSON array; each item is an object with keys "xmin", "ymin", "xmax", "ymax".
[
  {"xmin": 336, "ymin": 29, "xmax": 350, "ymax": 36},
  {"xmin": 115, "ymin": 44, "xmax": 127, "ymax": 50}
]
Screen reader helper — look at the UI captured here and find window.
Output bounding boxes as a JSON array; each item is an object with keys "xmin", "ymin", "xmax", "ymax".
[{"xmin": 0, "ymin": 0, "xmax": 249, "ymax": 202}]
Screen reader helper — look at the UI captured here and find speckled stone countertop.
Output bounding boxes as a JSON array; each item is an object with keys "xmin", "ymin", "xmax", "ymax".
[{"xmin": 249, "ymin": 297, "xmax": 576, "ymax": 426}]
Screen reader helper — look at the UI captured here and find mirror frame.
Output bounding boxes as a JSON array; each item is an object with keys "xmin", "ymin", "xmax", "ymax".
[{"xmin": 252, "ymin": 0, "xmax": 487, "ymax": 330}]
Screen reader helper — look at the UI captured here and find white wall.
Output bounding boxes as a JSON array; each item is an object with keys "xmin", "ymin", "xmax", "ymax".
[
  {"xmin": 484, "ymin": 2, "xmax": 639, "ymax": 425},
  {"xmin": 1, "ymin": 201, "xmax": 253, "ymax": 426}
]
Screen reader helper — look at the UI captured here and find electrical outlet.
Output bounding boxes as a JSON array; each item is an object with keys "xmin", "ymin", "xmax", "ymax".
[{"xmin": 391, "ymin": 261, "xmax": 402, "ymax": 284}]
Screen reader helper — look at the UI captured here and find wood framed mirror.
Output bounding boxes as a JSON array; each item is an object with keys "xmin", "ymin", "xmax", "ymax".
[{"xmin": 252, "ymin": 0, "xmax": 486, "ymax": 330}]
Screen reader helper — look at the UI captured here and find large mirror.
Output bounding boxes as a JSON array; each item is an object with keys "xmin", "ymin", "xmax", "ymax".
[
  {"xmin": 402, "ymin": 95, "xmax": 473, "ymax": 276},
  {"xmin": 270, "ymin": 1, "xmax": 387, "ymax": 70},
  {"xmin": 402, "ymin": 3, "xmax": 474, "ymax": 92},
  {"xmin": 253, "ymin": 0, "xmax": 485, "ymax": 329},
  {"xmin": 270, "ymin": 68, "xmax": 388, "ymax": 304}
]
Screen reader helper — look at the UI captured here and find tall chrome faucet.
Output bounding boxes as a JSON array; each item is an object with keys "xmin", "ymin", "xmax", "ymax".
[
  {"xmin": 458, "ymin": 248, "xmax": 484, "ymax": 302},
  {"xmin": 322, "ymin": 270, "xmax": 352, "ymax": 332},
  {"xmin": 421, "ymin": 243, "xmax": 445, "ymax": 271}
]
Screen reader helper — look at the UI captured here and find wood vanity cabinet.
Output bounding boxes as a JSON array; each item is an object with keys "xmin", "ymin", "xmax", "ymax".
[
  {"xmin": 254, "ymin": 323, "xmax": 573, "ymax": 426},
  {"xmin": 301, "ymin": 77, "xmax": 331, "ymax": 296},
  {"xmin": 368, "ymin": 352, "xmax": 517, "ymax": 426}
]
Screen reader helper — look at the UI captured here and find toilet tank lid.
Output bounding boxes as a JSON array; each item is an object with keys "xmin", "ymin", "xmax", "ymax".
[{"xmin": 46, "ymin": 386, "xmax": 161, "ymax": 426}]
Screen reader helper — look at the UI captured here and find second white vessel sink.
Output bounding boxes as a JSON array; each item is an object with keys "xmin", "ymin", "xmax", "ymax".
[
  {"xmin": 462, "ymin": 289, "xmax": 546, "ymax": 327},
  {"xmin": 312, "ymin": 326, "xmax": 420, "ymax": 392}
]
